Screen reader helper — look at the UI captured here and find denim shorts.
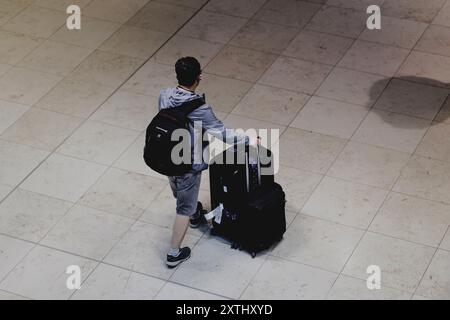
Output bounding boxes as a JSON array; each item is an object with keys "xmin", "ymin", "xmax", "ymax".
[{"xmin": 168, "ymin": 172, "xmax": 202, "ymax": 216}]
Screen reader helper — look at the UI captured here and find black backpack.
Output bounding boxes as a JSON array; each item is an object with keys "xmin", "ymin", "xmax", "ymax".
[{"xmin": 144, "ymin": 97, "xmax": 205, "ymax": 176}]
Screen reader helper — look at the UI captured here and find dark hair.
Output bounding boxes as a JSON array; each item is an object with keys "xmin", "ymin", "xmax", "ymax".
[{"xmin": 175, "ymin": 57, "xmax": 202, "ymax": 87}]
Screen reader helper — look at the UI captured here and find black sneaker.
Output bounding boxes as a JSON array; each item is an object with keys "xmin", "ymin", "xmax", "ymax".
[
  {"xmin": 166, "ymin": 247, "xmax": 191, "ymax": 268},
  {"xmin": 189, "ymin": 202, "xmax": 206, "ymax": 228}
]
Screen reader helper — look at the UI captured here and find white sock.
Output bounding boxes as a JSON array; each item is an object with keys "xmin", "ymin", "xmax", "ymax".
[{"xmin": 168, "ymin": 248, "xmax": 180, "ymax": 257}]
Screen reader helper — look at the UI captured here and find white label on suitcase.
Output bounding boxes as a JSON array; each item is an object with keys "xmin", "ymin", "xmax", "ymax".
[
  {"xmin": 223, "ymin": 186, "xmax": 227, "ymax": 193},
  {"xmin": 214, "ymin": 203, "xmax": 223, "ymax": 224},
  {"xmin": 205, "ymin": 204, "xmax": 223, "ymax": 224}
]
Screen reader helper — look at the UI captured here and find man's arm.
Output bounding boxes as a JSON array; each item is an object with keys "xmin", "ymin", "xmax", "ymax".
[{"xmin": 188, "ymin": 104, "xmax": 249, "ymax": 145}]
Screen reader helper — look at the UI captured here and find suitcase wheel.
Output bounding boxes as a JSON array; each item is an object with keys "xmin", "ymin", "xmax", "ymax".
[
  {"xmin": 231, "ymin": 242, "xmax": 238, "ymax": 250},
  {"xmin": 251, "ymin": 252, "xmax": 256, "ymax": 259}
]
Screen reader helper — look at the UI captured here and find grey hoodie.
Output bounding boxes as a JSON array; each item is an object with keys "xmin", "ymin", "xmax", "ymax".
[{"xmin": 158, "ymin": 87, "xmax": 249, "ymax": 173}]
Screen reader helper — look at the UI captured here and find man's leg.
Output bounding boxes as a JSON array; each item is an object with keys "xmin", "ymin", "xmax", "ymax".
[
  {"xmin": 170, "ymin": 215, "xmax": 190, "ymax": 249},
  {"xmin": 166, "ymin": 172, "xmax": 202, "ymax": 267}
]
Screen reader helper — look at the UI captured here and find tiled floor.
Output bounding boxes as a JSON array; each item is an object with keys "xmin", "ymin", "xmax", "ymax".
[{"xmin": 0, "ymin": 0, "xmax": 450, "ymax": 300}]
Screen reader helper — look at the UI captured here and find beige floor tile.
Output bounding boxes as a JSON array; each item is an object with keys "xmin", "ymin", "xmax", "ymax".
[
  {"xmin": 352, "ymin": 110, "xmax": 430, "ymax": 153},
  {"xmin": 127, "ymin": 1, "xmax": 195, "ymax": 34},
  {"xmin": 370, "ymin": 192, "xmax": 450, "ymax": 247},
  {"xmin": 197, "ymin": 74, "xmax": 253, "ymax": 113},
  {"xmin": 416, "ymin": 249, "xmax": 450, "ymax": 299},
  {"xmin": 291, "ymin": 96, "xmax": 368, "ymax": 139},
  {"xmin": 2, "ymin": 5, "xmax": 65, "ymax": 38},
  {"xmin": 153, "ymin": 35, "xmax": 223, "ymax": 67},
  {"xmin": 171, "ymin": 239, "xmax": 265, "ymax": 299},
  {"xmin": 339, "ymin": 40, "xmax": 410, "ymax": 77},
  {"xmin": 69, "ymin": 50, "xmax": 143, "ymax": 87},
  {"xmin": 397, "ymin": 51, "xmax": 450, "ymax": 88},
  {"xmin": 433, "ymin": 0, "xmax": 450, "ymax": 27},
  {"xmin": 254, "ymin": 0, "xmax": 322, "ymax": 28},
  {"xmin": 327, "ymin": 274, "xmax": 412, "ymax": 300},
  {"xmin": 374, "ymin": 79, "xmax": 449, "ymax": 120},
  {"xmin": 204, "ymin": 0, "xmax": 266, "ymax": 18},
  {"xmin": 316, "ymin": 68, "xmax": 389, "ymax": 107},
  {"xmin": 0, "ymin": 63, "xmax": 11, "ymax": 77},
  {"xmin": 359, "ymin": 16, "xmax": 427, "ymax": 49},
  {"xmin": 56, "ymin": 120, "xmax": 140, "ymax": 165},
  {"xmin": 0, "ymin": 0, "xmax": 34, "ymax": 26},
  {"xmin": 179, "ymin": 10, "xmax": 247, "ymax": 44},
  {"xmin": 242, "ymin": 257, "xmax": 338, "ymax": 300},
  {"xmin": 0, "ymin": 30, "xmax": 43, "ymax": 65},
  {"xmin": 275, "ymin": 165, "xmax": 322, "ymax": 213},
  {"xmin": 258, "ymin": 56, "xmax": 332, "ymax": 94},
  {"xmin": 79, "ymin": 168, "xmax": 167, "ymax": 219},
  {"xmin": 91, "ymin": 89, "xmax": 158, "ymax": 131},
  {"xmin": 156, "ymin": 0, "xmax": 208, "ymax": 9},
  {"xmin": 273, "ymin": 215, "xmax": 364, "ymax": 272},
  {"xmin": 0, "ymin": 100, "xmax": 29, "ymax": 135},
  {"xmin": 435, "ymin": 96, "xmax": 450, "ymax": 125},
  {"xmin": 1, "ymin": 108, "xmax": 83, "ymax": 151},
  {"xmin": 104, "ymin": 221, "xmax": 200, "ymax": 279},
  {"xmin": 279, "ymin": 127, "xmax": 346, "ymax": 174},
  {"xmin": 0, "ymin": 140, "xmax": 49, "ymax": 187},
  {"xmin": 303, "ymin": 176, "xmax": 388, "ymax": 229},
  {"xmin": 41, "ymin": 205, "xmax": 134, "ymax": 260},
  {"xmin": 283, "ymin": 30, "xmax": 353, "ymax": 65},
  {"xmin": 72, "ymin": 264, "xmax": 165, "ymax": 300},
  {"xmin": 50, "ymin": 17, "xmax": 121, "ymax": 49},
  {"xmin": 112, "ymin": 131, "xmax": 168, "ymax": 180},
  {"xmin": 84, "ymin": 0, "xmax": 149, "ymax": 23},
  {"xmin": 393, "ymin": 156, "xmax": 450, "ymax": 205},
  {"xmin": 441, "ymin": 229, "xmax": 450, "ymax": 250},
  {"xmin": 99, "ymin": 26, "xmax": 170, "ymax": 59},
  {"xmin": 328, "ymin": 141, "xmax": 410, "ymax": 189},
  {"xmin": 0, "ymin": 290, "xmax": 29, "ymax": 300},
  {"xmin": 20, "ymin": 153, "xmax": 107, "ymax": 202},
  {"xmin": 155, "ymin": 282, "xmax": 227, "ymax": 300},
  {"xmin": 230, "ymin": 20, "xmax": 299, "ymax": 54},
  {"xmin": 342, "ymin": 232, "xmax": 435, "ymax": 292},
  {"xmin": 0, "ymin": 184, "xmax": 12, "ymax": 201},
  {"xmin": 416, "ymin": 123, "xmax": 450, "ymax": 162},
  {"xmin": 69, "ymin": 50, "xmax": 143, "ymax": 88},
  {"xmin": 0, "ymin": 234, "xmax": 34, "ymax": 280},
  {"xmin": 382, "ymin": 0, "xmax": 446, "ymax": 23},
  {"xmin": 0, "ymin": 189, "xmax": 72, "ymax": 242},
  {"xmin": 205, "ymin": 45, "xmax": 277, "ymax": 82},
  {"xmin": 306, "ymin": 6, "xmax": 366, "ymax": 38},
  {"xmin": 231, "ymin": 84, "xmax": 309, "ymax": 126},
  {"xmin": 35, "ymin": 78, "xmax": 115, "ymax": 119},
  {"xmin": 326, "ymin": 0, "xmax": 386, "ymax": 11},
  {"xmin": 415, "ymin": 25, "xmax": 450, "ymax": 57},
  {"xmin": 0, "ymin": 245, "xmax": 98, "ymax": 300},
  {"xmin": 34, "ymin": 0, "xmax": 92, "ymax": 11},
  {"xmin": 223, "ymin": 114, "xmax": 286, "ymax": 146},
  {"xmin": 17, "ymin": 40, "xmax": 93, "ymax": 76},
  {"xmin": 0, "ymin": 67, "xmax": 62, "ymax": 105},
  {"xmin": 122, "ymin": 60, "xmax": 176, "ymax": 97}
]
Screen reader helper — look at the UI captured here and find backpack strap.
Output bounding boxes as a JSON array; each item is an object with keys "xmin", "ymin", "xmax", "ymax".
[{"xmin": 178, "ymin": 96, "xmax": 206, "ymax": 116}]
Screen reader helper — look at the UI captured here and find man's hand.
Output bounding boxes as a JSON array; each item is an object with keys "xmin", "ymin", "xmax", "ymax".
[{"xmin": 249, "ymin": 136, "xmax": 261, "ymax": 147}]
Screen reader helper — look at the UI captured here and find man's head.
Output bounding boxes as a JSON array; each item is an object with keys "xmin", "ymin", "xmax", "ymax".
[{"xmin": 175, "ymin": 57, "xmax": 202, "ymax": 90}]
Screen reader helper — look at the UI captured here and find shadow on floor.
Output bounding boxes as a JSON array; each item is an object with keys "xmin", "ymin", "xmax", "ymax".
[{"xmin": 369, "ymin": 76, "xmax": 450, "ymax": 129}]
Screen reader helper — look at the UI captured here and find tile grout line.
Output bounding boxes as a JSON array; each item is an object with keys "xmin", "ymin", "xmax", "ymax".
[{"xmin": 411, "ymin": 224, "xmax": 450, "ymax": 299}]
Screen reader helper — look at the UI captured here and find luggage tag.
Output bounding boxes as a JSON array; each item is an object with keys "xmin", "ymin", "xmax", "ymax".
[{"xmin": 204, "ymin": 203, "xmax": 223, "ymax": 225}]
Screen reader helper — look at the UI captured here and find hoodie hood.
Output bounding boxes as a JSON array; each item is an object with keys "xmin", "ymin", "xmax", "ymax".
[{"xmin": 158, "ymin": 87, "xmax": 200, "ymax": 110}]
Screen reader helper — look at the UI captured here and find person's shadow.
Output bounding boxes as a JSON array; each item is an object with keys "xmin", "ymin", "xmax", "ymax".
[{"xmin": 369, "ymin": 76, "xmax": 450, "ymax": 129}]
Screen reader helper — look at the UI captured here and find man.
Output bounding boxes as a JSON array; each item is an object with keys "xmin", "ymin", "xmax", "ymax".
[{"xmin": 158, "ymin": 57, "xmax": 250, "ymax": 268}]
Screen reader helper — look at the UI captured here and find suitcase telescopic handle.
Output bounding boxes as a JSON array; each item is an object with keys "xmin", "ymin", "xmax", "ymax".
[{"xmin": 245, "ymin": 142, "xmax": 261, "ymax": 193}]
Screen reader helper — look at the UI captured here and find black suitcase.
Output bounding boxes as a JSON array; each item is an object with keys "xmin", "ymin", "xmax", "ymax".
[{"xmin": 208, "ymin": 146, "xmax": 286, "ymax": 258}]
